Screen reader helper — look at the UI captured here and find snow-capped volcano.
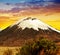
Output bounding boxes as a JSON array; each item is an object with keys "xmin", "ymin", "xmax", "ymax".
[
  {"xmin": 12, "ymin": 17, "xmax": 60, "ymax": 33},
  {"xmin": 0, "ymin": 17, "xmax": 60, "ymax": 46}
]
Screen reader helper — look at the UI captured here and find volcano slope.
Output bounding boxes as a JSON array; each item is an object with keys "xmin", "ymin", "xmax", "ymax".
[{"xmin": 0, "ymin": 17, "xmax": 60, "ymax": 46}]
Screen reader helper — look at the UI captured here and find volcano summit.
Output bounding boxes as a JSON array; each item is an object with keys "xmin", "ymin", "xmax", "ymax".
[{"xmin": 0, "ymin": 17, "xmax": 60, "ymax": 46}]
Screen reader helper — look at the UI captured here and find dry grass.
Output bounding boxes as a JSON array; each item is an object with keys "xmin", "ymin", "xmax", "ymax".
[
  {"xmin": 0, "ymin": 47, "xmax": 20, "ymax": 55},
  {"xmin": 0, "ymin": 46, "xmax": 60, "ymax": 55}
]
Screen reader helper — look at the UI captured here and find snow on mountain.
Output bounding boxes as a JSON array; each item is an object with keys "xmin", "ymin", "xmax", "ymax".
[
  {"xmin": 0, "ymin": 29, "xmax": 2, "ymax": 31},
  {"xmin": 18, "ymin": 18, "xmax": 49, "ymax": 31},
  {"xmin": 11, "ymin": 17, "xmax": 60, "ymax": 33}
]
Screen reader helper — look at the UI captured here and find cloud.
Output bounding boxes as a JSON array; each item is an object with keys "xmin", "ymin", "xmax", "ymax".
[
  {"xmin": 0, "ymin": 3, "xmax": 16, "ymax": 10},
  {"xmin": 0, "ymin": 0, "xmax": 55, "ymax": 12}
]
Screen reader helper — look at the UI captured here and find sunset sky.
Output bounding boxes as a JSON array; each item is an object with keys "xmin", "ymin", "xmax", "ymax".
[{"xmin": 0, "ymin": 0, "xmax": 60, "ymax": 30}]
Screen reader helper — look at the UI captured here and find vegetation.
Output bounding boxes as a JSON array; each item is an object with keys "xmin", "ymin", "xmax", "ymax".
[
  {"xmin": 3, "ymin": 49, "xmax": 13, "ymax": 55},
  {"xmin": 0, "ymin": 38, "xmax": 60, "ymax": 55},
  {"xmin": 17, "ymin": 38, "xmax": 58, "ymax": 55}
]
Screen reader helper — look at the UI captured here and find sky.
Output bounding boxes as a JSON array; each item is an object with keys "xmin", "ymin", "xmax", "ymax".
[
  {"xmin": 0, "ymin": 0, "xmax": 60, "ymax": 30},
  {"xmin": 0, "ymin": 0, "xmax": 60, "ymax": 3}
]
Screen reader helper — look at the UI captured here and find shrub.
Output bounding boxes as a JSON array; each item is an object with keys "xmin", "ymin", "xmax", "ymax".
[{"xmin": 17, "ymin": 38, "xmax": 58, "ymax": 55}]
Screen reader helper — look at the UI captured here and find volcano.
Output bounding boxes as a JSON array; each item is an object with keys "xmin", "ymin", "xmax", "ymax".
[{"xmin": 0, "ymin": 17, "xmax": 60, "ymax": 46}]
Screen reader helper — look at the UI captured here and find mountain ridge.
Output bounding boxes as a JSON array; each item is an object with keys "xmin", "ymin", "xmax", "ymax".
[{"xmin": 0, "ymin": 17, "xmax": 60, "ymax": 46}]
